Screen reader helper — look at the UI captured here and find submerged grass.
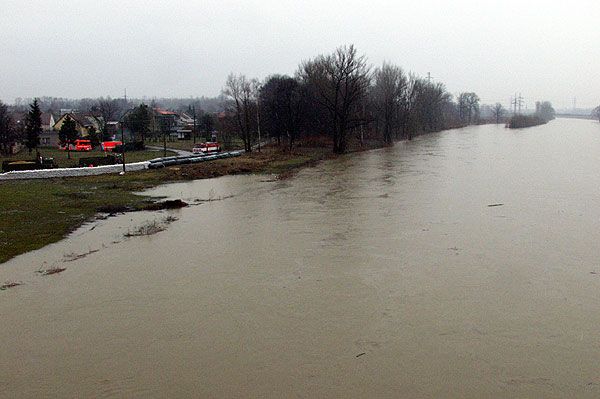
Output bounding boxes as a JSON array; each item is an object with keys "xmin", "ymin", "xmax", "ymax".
[{"xmin": 0, "ymin": 145, "xmax": 331, "ymax": 264}]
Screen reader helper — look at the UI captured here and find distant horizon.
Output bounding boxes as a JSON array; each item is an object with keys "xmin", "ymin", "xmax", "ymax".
[
  {"xmin": 4, "ymin": 93, "xmax": 595, "ymax": 114},
  {"xmin": 2, "ymin": 0, "xmax": 599, "ymax": 109}
]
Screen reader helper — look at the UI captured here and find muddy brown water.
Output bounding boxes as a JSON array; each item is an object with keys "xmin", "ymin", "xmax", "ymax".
[{"xmin": 2, "ymin": 118, "xmax": 600, "ymax": 398}]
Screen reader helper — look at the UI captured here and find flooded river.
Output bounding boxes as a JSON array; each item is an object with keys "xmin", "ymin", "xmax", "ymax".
[{"xmin": 2, "ymin": 118, "xmax": 600, "ymax": 398}]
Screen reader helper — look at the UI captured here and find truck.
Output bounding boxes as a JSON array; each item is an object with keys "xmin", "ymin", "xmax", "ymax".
[
  {"xmin": 192, "ymin": 142, "xmax": 222, "ymax": 155},
  {"xmin": 59, "ymin": 139, "xmax": 93, "ymax": 151},
  {"xmin": 101, "ymin": 141, "xmax": 123, "ymax": 152}
]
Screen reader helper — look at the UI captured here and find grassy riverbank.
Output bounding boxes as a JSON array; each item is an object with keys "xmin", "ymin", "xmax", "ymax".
[{"xmin": 0, "ymin": 145, "xmax": 333, "ymax": 264}]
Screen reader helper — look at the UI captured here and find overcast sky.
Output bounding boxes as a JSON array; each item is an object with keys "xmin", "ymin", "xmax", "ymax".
[{"xmin": 1, "ymin": 0, "xmax": 599, "ymax": 109}]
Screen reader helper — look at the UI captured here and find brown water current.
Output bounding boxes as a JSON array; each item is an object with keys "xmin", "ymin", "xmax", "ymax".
[{"xmin": 2, "ymin": 118, "xmax": 600, "ymax": 398}]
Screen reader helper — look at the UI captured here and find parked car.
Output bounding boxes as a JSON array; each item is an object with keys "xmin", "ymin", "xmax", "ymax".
[{"xmin": 192, "ymin": 142, "xmax": 222, "ymax": 154}]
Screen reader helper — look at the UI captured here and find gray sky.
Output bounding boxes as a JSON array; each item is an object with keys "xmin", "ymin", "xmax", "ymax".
[{"xmin": 1, "ymin": 0, "xmax": 599, "ymax": 109}]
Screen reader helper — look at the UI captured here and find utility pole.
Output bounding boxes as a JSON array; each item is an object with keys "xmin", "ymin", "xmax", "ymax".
[
  {"xmin": 517, "ymin": 93, "xmax": 524, "ymax": 114},
  {"xmin": 512, "ymin": 94, "xmax": 517, "ymax": 115},
  {"xmin": 256, "ymin": 95, "xmax": 261, "ymax": 153},
  {"xmin": 119, "ymin": 109, "xmax": 132, "ymax": 174},
  {"xmin": 163, "ymin": 118, "xmax": 169, "ymax": 157},
  {"xmin": 511, "ymin": 93, "xmax": 524, "ymax": 115},
  {"xmin": 120, "ymin": 121, "xmax": 126, "ymax": 173},
  {"xmin": 119, "ymin": 93, "xmax": 129, "ymax": 174},
  {"xmin": 426, "ymin": 72, "xmax": 433, "ymax": 83},
  {"xmin": 192, "ymin": 105, "xmax": 197, "ymax": 144}
]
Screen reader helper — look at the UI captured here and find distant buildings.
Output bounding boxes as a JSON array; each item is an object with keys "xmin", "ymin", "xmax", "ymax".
[{"xmin": 7, "ymin": 106, "xmax": 222, "ymax": 149}]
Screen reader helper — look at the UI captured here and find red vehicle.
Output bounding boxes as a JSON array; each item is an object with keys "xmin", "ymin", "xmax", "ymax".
[
  {"xmin": 192, "ymin": 142, "xmax": 222, "ymax": 154},
  {"xmin": 59, "ymin": 139, "xmax": 92, "ymax": 151},
  {"xmin": 101, "ymin": 141, "xmax": 123, "ymax": 152},
  {"xmin": 75, "ymin": 140, "xmax": 92, "ymax": 151}
]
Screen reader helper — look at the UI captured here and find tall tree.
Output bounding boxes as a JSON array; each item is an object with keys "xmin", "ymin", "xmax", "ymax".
[
  {"xmin": 299, "ymin": 45, "xmax": 371, "ymax": 153},
  {"xmin": 0, "ymin": 100, "xmax": 15, "ymax": 155},
  {"xmin": 87, "ymin": 126, "xmax": 100, "ymax": 148},
  {"xmin": 535, "ymin": 101, "xmax": 555, "ymax": 122},
  {"xmin": 201, "ymin": 113, "xmax": 215, "ymax": 141},
  {"xmin": 90, "ymin": 97, "xmax": 122, "ymax": 140},
  {"xmin": 458, "ymin": 92, "xmax": 480, "ymax": 124},
  {"xmin": 223, "ymin": 73, "xmax": 255, "ymax": 152},
  {"xmin": 126, "ymin": 103, "xmax": 152, "ymax": 144},
  {"xmin": 58, "ymin": 115, "xmax": 78, "ymax": 159},
  {"xmin": 492, "ymin": 103, "xmax": 505, "ymax": 124},
  {"xmin": 371, "ymin": 63, "xmax": 407, "ymax": 145},
  {"xmin": 260, "ymin": 75, "xmax": 305, "ymax": 150},
  {"xmin": 24, "ymin": 99, "xmax": 42, "ymax": 153}
]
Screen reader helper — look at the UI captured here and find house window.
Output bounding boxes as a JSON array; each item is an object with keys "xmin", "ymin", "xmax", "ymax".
[{"xmin": 41, "ymin": 137, "xmax": 50, "ymax": 145}]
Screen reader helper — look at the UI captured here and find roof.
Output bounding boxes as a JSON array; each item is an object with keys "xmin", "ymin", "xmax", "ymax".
[
  {"xmin": 9, "ymin": 111, "xmax": 53, "ymax": 126},
  {"xmin": 40, "ymin": 113, "xmax": 53, "ymax": 126},
  {"xmin": 153, "ymin": 108, "xmax": 178, "ymax": 116}
]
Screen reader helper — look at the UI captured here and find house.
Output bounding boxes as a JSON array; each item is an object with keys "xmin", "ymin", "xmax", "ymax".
[
  {"xmin": 53, "ymin": 112, "xmax": 103, "ymax": 138},
  {"xmin": 153, "ymin": 108, "xmax": 189, "ymax": 139},
  {"xmin": 39, "ymin": 113, "xmax": 58, "ymax": 146},
  {"xmin": 10, "ymin": 111, "xmax": 58, "ymax": 147}
]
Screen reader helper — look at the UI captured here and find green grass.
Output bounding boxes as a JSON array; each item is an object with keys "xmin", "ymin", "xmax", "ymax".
[
  {"xmin": 0, "ymin": 148, "xmax": 177, "ymax": 168},
  {"xmin": 0, "ymin": 145, "xmax": 333, "ymax": 264},
  {"xmin": 0, "ymin": 170, "xmax": 172, "ymax": 264}
]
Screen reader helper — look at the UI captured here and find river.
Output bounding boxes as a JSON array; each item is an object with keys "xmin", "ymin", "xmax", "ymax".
[{"xmin": 1, "ymin": 118, "xmax": 600, "ymax": 398}]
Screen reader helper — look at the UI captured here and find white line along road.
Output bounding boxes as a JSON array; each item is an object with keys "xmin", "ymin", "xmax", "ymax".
[{"xmin": 0, "ymin": 161, "xmax": 150, "ymax": 180}]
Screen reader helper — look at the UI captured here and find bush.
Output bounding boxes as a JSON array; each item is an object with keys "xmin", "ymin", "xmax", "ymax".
[
  {"xmin": 508, "ymin": 115, "xmax": 546, "ymax": 129},
  {"xmin": 78, "ymin": 155, "xmax": 120, "ymax": 167},
  {"xmin": 113, "ymin": 141, "xmax": 145, "ymax": 153}
]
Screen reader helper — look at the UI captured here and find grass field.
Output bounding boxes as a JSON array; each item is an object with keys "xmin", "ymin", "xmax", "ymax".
[{"xmin": 0, "ymin": 147, "xmax": 177, "ymax": 169}]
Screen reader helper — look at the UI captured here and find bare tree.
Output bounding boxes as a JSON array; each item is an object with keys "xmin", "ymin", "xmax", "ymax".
[
  {"xmin": 299, "ymin": 45, "xmax": 371, "ymax": 153},
  {"xmin": 371, "ymin": 62, "xmax": 407, "ymax": 145},
  {"xmin": 534, "ymin": 101, "xmax": 555, "ymax": 122},
  {"xmin": 223, "ymin": 73, "xmax": 255, "ymax": 152},
  {"xmin": 492, "ymin": 103, "xmax": 505, "ymax": 124},
  {"xmin": 260, "ymin": 75, "xmax": 305, "ymax": 150},
  {"xmin": 90, "ymin": 97, "xmax": 122, "ymax": 140},
  {"xmin": 458, "ymin": 92, "xmax": 480, "ymax": 124}
]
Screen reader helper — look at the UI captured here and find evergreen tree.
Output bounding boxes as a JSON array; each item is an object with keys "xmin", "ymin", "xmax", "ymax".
[
  {"xmin": 59, "ymin": 115, "xmax": 79, "ymax": 159},
  {"xmin": 87, "ymin": 126, "xmax": 100, "ymax": 148},
  {"xmin": 24, "ymin": 99, "xmax": 42, "ymax": 153},
  {"xmin": 0, "ymin": 100, "xmax": 15, "ymax": 155},
  {"xmin": 126, "ymin": 104, "xmax": 151, "ymax": 144}
]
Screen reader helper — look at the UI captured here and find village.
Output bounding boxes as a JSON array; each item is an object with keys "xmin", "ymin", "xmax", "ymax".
[
  {"xmin": 4, "ymin": 104, "xmax": 224, "ymax": 151},
  {"xmin": 0, "ymin": 100, "xmax": 231, "ymax": 172}
]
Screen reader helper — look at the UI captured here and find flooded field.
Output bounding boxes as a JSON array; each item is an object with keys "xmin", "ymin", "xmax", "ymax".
[{"xmin": 2, "ymin": 118, "xmax": 600, "ymax": 398}]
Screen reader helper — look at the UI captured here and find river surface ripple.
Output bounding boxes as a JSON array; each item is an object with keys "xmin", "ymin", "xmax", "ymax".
[{"xmin": 2, "ymin": 118, "xmax": 600, "ymax": 398}]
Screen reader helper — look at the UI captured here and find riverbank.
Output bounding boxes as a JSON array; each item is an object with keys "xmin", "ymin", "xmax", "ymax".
[{"xmin": 0, "ymin": 144, "xmax": 335, "ymax": 264}]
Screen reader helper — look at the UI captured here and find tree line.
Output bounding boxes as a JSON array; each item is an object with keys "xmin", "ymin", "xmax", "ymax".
[
  {"xmin": 1, "ymin": 45, "xmax": 488, "ymax": 155},
  {"xmin": 223, "ymin": 45, "xmax": 482, "ymax": 154}
]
